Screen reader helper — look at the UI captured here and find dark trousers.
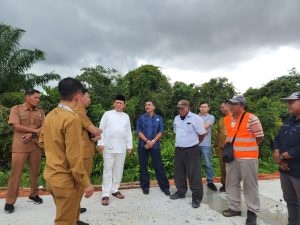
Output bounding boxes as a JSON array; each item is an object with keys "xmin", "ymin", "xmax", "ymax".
[
  {"xmin": 174, "ymin": 146, "xmax": 203, "ymax": 201},
  {"xmin": 138, "ymin": 147, "xmax": 170, "ymax": 191},
  {"xmin": 280, "ymin": 172, "xmax": 300, "ymax": 225}
]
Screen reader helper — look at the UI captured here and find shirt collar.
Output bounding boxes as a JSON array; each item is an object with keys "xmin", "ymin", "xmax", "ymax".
[
  {"xmin": 145, "ymin": 112, "xmax": 156, "ymax": 118},
  {"xmin": 186, "ymin": 111, "xmax": 192, "ymax": 117},
  {"xmin": 22, "ymin": 103, "xmax": 37, "ymax": 111}
]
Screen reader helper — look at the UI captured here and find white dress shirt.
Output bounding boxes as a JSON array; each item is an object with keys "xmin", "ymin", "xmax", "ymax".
[
  {"xmin": 97, "ymin": 110, "xmax": 133, "ymax": 153},
  {"xmin": 174, "ymin": 111, "xmax": 206, "ymax": 147}
]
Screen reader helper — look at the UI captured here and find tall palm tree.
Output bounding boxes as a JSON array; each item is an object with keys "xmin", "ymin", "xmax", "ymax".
[{"xmin": 0, "ymin": 24, "xmax": 60, "ymax": 94}]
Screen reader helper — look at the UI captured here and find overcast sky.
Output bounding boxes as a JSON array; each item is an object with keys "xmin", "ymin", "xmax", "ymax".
[{"xmin": 1, "ymin": 0, "xmax": 300, "ymax": 93}]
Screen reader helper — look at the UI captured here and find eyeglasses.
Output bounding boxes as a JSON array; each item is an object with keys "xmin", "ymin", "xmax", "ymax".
[{"xmin": 176, "ymin": 107, "xmax": 185, "ymax": 110}]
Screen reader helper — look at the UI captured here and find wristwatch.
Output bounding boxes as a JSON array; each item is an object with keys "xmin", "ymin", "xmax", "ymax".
[{"xmin": 279, "ymin": 154, "xmax": 284, "ymax": 161}]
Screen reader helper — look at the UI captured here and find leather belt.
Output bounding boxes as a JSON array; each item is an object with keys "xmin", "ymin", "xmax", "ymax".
[{"xmin": 176, "ymin": 144, "xmax": 198, "ymax": 150}]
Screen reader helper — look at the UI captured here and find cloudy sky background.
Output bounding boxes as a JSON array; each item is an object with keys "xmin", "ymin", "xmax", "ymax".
[{"xmin": 1, "ymin": 0, "xmax": 300, "ymax": 93}]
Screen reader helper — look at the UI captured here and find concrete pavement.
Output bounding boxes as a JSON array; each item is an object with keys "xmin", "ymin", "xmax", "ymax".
[{"xmin": 0, "ymin": 179, "xmax": 288, "ymax": 225}]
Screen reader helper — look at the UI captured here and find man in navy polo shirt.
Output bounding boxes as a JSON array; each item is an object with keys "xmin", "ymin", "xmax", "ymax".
[
  {"xmin": 273, "ymin": 92, "xmax": 300, "ymax": 225},
  {"xmin": 136, "ymin": 101, "xmax": 170, "ymax": 195}
]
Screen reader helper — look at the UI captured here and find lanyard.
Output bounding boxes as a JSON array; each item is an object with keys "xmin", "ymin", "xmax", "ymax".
[{"xmin": 58, "ymin": 104, "xmax": 73, "ymax": 112}]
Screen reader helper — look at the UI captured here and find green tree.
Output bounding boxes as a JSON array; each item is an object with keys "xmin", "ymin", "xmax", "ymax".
[
  {"xmin": 0, "ymin": 24, "xmax": 60, "ymax": 94},
  {"xmin": 196, "ymin": 77, "xmax": 236, "ymax": 118},
  {"xmin": 123, "ymin": 65, "xmax": 172, "ymax": 124},
  {"xmin": 244, "ymin": 68, "xmax": 300, "ymax": 101},
  {"xmin": 75, "ymin": 65, "xmax": 124, "ymax": 109},
  {"xmin": 170, "ymin": 82, "xmax": 197, "ymax": 117}
]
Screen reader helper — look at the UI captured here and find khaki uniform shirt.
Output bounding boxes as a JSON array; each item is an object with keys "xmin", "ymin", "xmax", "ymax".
[
  {"xmin": 8, "ymin": 103, "xmax": 44, "ymax": 153},
  {"xmin": 75, "ymin": 107, "xmax": 96, "ymax": 159},
  {"xmin": 215, "ymin": 117, "xmax": 226, "ymax": 151},
  {"xmin": 39, "ymin": 107, "xmax": 90, "ymax": 189}
]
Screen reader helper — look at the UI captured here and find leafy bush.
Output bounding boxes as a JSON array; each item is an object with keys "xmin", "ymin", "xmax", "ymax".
[
  {"xmin": 0, "ymin": 92, "xmax": 24, "ymax": 108},
  {"xmin": 0, "ymin": 105, "xmax": 13, "ymax": 169}
]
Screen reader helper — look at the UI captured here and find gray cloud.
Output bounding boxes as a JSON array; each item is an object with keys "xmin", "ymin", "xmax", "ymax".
[{"xmin": 1, "ymin": 0, "xmax": 300, "ymax": 75}]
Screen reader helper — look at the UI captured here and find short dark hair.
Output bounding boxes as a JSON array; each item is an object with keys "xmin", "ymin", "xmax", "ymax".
[
  {"xmin": 222, "ymin": 100, "xmax": 230, "ymax": 104},
  {"xmin": 58, "ymin": 77, "xmax": 83, "ymax": 101},
  {"xmin": 25, "ymin": 89, "xmax": 40, "ymax": 96},
  {"xmin": 145, "ymin": 100, "xmax": 156, "ymax": 107},
  {"xmin": 199, "ymin": 101, "xmax": 209, "ymax": 107}
]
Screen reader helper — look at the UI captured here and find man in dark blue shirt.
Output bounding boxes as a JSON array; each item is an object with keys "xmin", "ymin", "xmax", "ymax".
[
  {"xmin": 136, "ymin": 101, "xmax": 170, "ymax": 195},
  {"xmin": 273, "ymin": 92, "xmax": 300, "ymax": 225}
]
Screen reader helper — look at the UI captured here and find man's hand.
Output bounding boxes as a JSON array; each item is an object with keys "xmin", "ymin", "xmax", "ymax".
[
  {"xmin": 98, "ymin": 145, "xmax": 104, "ymax": 154},
  {"xmin": 91, "ymin": 135, "xmax": 101, "ymax": 142},
  {"xmin": 282, "ymin": 151, "xmax": 294, "ymax": 160},
  {"xmin": 127, "ymin": 149, "xmax": 132, "ymax": 155},
  {"xmin": 84, "ymin": 184, "xmax": 94, "ymax": 198},
  {"xmin": 279, "ymin": 160, "xmax": 290, "ymax": 171},
  {"xmin": 95, "ymin": 128, "xmax": 102, "ymax": 136},
  {"xmin": 33, "ymin": 128, "xmax": 42, "ymax": 136},
  {"xmin": 273, "ymin": 149, "xmax": 281, "ymax": 164},
  {"xmin": 21, "ymin": 133, "xmax": 33, "ymax": 143},
  {"xmin": 147, "ymin": 140, "xmax": 155, "ymax": 149}
]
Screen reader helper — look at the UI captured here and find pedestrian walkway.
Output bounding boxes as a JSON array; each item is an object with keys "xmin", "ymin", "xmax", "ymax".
[{"xmin": 0, "ymin": 179, "xmax": 287, "ymax": 225}]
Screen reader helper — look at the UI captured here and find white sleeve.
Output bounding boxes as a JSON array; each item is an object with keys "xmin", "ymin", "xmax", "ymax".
[
  {"xmin": 195, "ymin": 116, "xmax": 206, "ymax": 135},
  {"xmin": 97, "ymin": 112, "xmax": 107, "ymax": 146},
  {"xmin": 126, "ymin": 115, "xmax": 133, "ymax": 149}
]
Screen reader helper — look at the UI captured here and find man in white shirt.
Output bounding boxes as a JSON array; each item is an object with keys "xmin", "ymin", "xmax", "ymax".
[{"xmin": 97, "ymin": 95, "xmax": 132, "ymax": 206}]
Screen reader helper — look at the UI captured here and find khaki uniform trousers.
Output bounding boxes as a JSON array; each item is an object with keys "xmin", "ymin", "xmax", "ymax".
[
  {"xmin": 47, "ymin": 182, "xmax": 81, "ymax": 225},
  {"xmin": 77, "ymin": 157, "xmax": 93, "ymax": 220},
  {"xmin": 226, "ymin": 158, "xmax": 260, "ymax": 213},
  {"xmin": 6, "ymin": 150, "xmax": 42, "ymax": 204},
  {"xmin": 215, "ymin": 146, "xmax": 226, "ymax": 186}
]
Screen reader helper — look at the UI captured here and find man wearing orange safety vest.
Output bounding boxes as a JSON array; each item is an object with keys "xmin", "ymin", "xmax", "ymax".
[{"xmin": 222, "ymin": 95, "xmax": 264, "ymax": 225}]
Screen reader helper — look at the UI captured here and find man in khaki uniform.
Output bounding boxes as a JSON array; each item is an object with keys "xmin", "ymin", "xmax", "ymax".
[
  {"xmin": 39, "ymin": 78, "xmax": 94, "ymax": 225},
  {"xmin": 4, "ymin": 89, "xmax": 45, "ymax": 213},
  {"xmin": 214, "ymin": 101, "xmax": 231, "ymax": 192},
  {"xmin": 75, "ymin": 88, "xmax": 101, "ymax": 215}
]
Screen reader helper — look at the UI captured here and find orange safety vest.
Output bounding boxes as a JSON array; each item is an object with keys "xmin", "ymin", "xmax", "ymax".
[{"xmin": 224, "ymin": 112, "xmax": 259, "ymax": 159}]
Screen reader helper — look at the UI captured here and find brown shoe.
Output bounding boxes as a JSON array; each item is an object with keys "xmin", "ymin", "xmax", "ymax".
[
  {"xmin": 112, "ymin": 191, "xmax": 125, "ymax": 199},
  {"xmin": 101, "ymin": 197, "xmax": 109, "ymax": 206}
]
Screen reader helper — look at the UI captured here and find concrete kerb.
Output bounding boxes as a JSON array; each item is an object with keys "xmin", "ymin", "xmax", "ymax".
[{"xmin": 0, "ymin": 172, "xmax": 280, "ymax": 197}]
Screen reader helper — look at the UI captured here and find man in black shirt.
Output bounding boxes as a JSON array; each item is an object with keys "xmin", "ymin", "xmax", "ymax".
[{"xmin": 273, "ymin": 92, "xmax": 300, "ymax": 225}]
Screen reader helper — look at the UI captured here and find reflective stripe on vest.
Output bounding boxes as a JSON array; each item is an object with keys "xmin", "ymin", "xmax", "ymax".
[{"xmin": 224, "ymin": 112, "xmax": 259, "ymax": 159}]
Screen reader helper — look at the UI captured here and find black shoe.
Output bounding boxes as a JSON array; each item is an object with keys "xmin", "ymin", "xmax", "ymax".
[
  {"xmin": 4, "ymin": 203, "xmax": 14, "ymax": 213},
  {"xmin": 80, "ymin": 207, "xmax": 87, "ymax": 214},
  {"xmin": 170, "ymin": 192, "xmax": 185, "ymax": 200},
  {"xmin": 192, "ymin": 199, "xmax": 201, "ymax": 208},
  {"xmin": 77, "ymin": 220, "xmax": 89, "ymax": 225},
  {"xmin": 246, "ymin": 210, "xmax": 257, "ymax": 225},
  {"xmin": 207, "ymin": 183, "xmax": 218, "ymax": 191},
  {"xmin": 28, "ymin": 195, "xmax": 43, "ymax": 204},
  {"xmin": 142, "ymin": 189, "xmax": 149, "ymax": 195},
  {"xmin": 219, "ymin": 185, "xmax": 226, "ymax": 192},
  {"xmin": 222, "ymin": 208, "xmax": 242, "ymax": 217},
  {"xmin": 163, "ymin": 189, "xmax": 171, "ymax": 196}
]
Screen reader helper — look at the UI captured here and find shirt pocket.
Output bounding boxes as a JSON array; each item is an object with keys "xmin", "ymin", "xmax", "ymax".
[
  {"xmin": 186, "ymin": 122, "xmax": 195, "ymax": 133},
  {"xmin": 34, "ymin": 115, "xmax": 42, "ymax": 127},
  {"xmin": 19, "ymin": 114, "xmax": 28, "ymax": 125}
]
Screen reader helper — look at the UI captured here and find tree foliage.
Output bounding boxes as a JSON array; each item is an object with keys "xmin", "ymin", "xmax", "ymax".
[
  {"xmin": 123, "ymin": 65, "xmax": 172, "ymax": 123},
  {"xmin": 0, "ymin": 24, "xmax": 60, "ymax": 94},
  {"xmin": 244, "ymin": 68, "xmax": 300, "ymax": 101},
  {"xmin": 75, "ymin": 65, "xmax": 124, "ymax": 109}
]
